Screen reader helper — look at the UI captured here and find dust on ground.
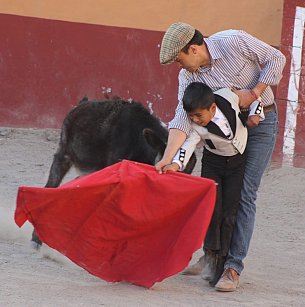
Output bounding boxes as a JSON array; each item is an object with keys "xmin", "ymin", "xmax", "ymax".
[{"xmin": 0, "ymin": 127, "xmax": 304, "ymax": 306}]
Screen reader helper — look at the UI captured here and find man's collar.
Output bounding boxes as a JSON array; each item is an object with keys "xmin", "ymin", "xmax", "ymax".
[{"xmin": 204, "ymin": 37, "xmax": 222, "ymax": 61}]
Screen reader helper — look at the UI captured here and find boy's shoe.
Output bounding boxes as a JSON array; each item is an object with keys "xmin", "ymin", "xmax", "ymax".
[{"xmin": 214, "ymin": 268, "xmax": 240, "ymax": 292}]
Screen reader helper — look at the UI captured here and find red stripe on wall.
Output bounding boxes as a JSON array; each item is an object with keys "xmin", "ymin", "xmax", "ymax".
[{"xmin": 276, "ymin": 0, "xmax": 305, "ymax": 168}]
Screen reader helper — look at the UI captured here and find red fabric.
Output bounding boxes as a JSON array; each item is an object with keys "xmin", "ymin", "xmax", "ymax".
[{"xmin": 15, "ymin": 160, "xmax": 216, "ymax": 288}]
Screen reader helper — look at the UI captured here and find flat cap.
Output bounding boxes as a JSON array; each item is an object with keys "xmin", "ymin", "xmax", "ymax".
[{"xmin": 160, "ymin": 22, "xmax": 195, "ymax": 65}]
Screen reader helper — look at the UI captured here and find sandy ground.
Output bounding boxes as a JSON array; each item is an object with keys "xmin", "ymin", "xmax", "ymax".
[{"xmin": 0, "ymin": 127, "xmax": 305, "ymax": 307}]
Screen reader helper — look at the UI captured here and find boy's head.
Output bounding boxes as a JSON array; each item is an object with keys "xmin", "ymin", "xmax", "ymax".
[{"xmin": 183, "ymin": 82, "xmax": 216, "ymax": 126}]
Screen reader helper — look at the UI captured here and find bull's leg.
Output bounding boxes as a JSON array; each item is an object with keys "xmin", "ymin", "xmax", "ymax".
[
  {"xmin": 209, "ymin": 255, "xmax": 226, "ymax": 286},
  {"xmin": 201, "ymin": 249, "xmax": 217, "ymax": 281},
  {"xmin": 31, "ymin": 150, "xmax": 72, "ymax": 250},
  {"xmin": 45, "ymin": 152, "xmax": 72, "ymax": 188},
  {"xmin": 31, "ymin": 230, "xmax": 42, "ymax": 250}
]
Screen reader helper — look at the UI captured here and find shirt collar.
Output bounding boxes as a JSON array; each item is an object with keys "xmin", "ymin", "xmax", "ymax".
[
  {"xmin": 196, "ymin": 38, "xmax": 222, "ymax": 74},
  {"xmin": 204, "ymin": 37, "xmax": 222, "ymax": 61},
  {"xmin": 212, "ymin": 106, "xmax": 223, "ymax": 121}
]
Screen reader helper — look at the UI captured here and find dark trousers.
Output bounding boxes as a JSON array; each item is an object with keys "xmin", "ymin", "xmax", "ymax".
[{"xmin": 201, "ymin": 148, "xmax": 246, "ymax": 257}]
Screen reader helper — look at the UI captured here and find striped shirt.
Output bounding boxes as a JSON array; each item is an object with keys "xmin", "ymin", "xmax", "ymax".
[{"xmin": 168, "ymin": 30, "xmax": 286, "ymax": 134}]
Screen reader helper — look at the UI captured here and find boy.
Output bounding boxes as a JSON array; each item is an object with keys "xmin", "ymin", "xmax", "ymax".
[{"xmin": 163, "ymin": 82, "xmax": 264, "ymax": 286}]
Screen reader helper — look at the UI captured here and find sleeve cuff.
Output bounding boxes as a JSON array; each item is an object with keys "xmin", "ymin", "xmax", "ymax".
[{"xmin": 172, "ymin": 159, "xmax": 184, "ymax": 171}]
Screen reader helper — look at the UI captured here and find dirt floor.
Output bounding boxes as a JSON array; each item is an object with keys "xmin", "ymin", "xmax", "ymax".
[{"xmin": 0, "ymin": 127, "xmax": 304, "ymax": 307}]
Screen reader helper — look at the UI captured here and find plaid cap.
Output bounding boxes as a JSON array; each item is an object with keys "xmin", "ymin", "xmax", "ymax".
[{"xmin": 160, "ymin": 22, "xmax": 195, "ymax": 65}]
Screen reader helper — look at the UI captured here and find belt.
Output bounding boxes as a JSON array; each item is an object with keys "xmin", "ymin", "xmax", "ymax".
[
  {"xmin": 240, "ymin": 103, "xmax": 275, "ymax": 113},
  {"xmin": 263, "ymin": 104, "xmax": 275, "ymax": 113}
]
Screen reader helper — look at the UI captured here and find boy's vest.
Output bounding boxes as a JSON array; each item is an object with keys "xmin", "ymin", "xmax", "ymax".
[{"xmin": 193, "ymin": 88, "xmax": 247, "ymax": 156}]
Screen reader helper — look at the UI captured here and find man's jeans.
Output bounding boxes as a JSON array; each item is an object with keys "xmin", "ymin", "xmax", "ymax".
[{"xmin": 224, "ymin": 107, "xmax": 278, "ymax": 274}]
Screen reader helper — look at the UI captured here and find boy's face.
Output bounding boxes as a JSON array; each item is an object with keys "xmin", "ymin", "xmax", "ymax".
[{"xmin": 188, "ymin": 103, "xmax": 216, "ymax": 127}]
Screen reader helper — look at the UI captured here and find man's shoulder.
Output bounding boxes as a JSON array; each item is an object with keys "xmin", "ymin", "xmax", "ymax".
[
  {"xmin": 207, "ymin": 30, "xmax": 249, "ymax": 45},
  {"xmin": 209, "ymin": 29, "xmax": 241, "ymax": 40}
]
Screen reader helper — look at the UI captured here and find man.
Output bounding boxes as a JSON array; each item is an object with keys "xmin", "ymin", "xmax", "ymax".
[{"xmin": 156, "ymin": 22, "xmax": 286, "ymax": 291}]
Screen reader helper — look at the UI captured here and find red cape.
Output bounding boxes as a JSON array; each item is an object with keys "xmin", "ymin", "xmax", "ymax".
[{"xmin": 15, "ymin": 160, "xmax": 216, "ymax": 288}]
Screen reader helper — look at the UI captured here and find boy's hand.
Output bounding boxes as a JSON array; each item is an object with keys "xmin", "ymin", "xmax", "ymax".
[
  {"xmin": 162, "ymin": 163, "xmax": 180, "ymax": 173},
  {"xmin": 247, "ymin": 115, "xmax": 260, "ymax": 128}
]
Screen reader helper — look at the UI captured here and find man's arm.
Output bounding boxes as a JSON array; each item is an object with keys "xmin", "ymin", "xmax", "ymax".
[
  {"xmin": 233, "ymin": 82, "xmax": 268, "ymax": 108},
  {"xmin": 156, "ymin": 71, "xmax": 193, "ymax": 173},
  {"xmin": 234, "ymin": 31, "xmax": 286, "ymax": 108}
]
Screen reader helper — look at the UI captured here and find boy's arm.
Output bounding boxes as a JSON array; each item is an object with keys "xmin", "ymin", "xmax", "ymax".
[
  {"xmin": 247, "ymin": 98, "xmax": 265, "ymax": 128},
  {"xmin": 171, "ymin": 128, "xmax": 202, "ymax": 171},
  {"xmin": 155, "ymin": 128, "xmax": 187, "ymax": 173}
]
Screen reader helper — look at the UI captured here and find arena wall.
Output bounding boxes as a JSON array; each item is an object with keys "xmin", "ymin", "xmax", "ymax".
[{"xmin": 2, "ymin": 0, "xmax": 305, "ymax": 167}]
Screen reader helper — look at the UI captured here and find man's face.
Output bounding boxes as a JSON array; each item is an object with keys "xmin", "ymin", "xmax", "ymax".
[
  {"xmin": 175, "ymin": 45, "xmax": 210, "ymax": 72},
  {"xmin": 188, "ymin": 104, "xmax": 216, "ymax": 126},
  {"xmin": 175, "ymin": 50, "xmax": 200, "ymax": 72}
]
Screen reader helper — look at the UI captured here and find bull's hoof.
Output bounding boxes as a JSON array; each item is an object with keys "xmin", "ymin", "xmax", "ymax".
[
  {"xmin": 181, "ymin": 255, "xmax": 206, "ymax": 275},
  {"xmin": 31, "ymin": 240, "xmax": 42, "ymax": 250},
  {"xmin": 31, "ymin": 230, "xmax": 43, "ymax": 250}
]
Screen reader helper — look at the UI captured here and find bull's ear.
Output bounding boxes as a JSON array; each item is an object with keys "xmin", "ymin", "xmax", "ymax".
[
  {"xmin": 143, "ymin": 128, "xmax": 166, "ymax": 152},
  {"xmin": 79, "ymin": 97, "xmax": 88, "ymax": 104}
]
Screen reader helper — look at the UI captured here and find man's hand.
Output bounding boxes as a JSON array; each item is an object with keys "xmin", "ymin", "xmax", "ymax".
[
  {"xmin": 155, "ymin": 159, "xmax": 172, "ymax": 174},
  {"xmin": 247, "ymin": 115, "xmax": 260, "ymax": 128},
  {"xmin": 162, "ymin": 163, "xmax": 180, "ymax": 173}
]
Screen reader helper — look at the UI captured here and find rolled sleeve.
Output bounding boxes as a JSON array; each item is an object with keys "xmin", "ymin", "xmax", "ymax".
[
  {"xmin": 258, "ymin": 50, "xmax": 286, "ymax": 85},
  {"xmin": 168, "ymin": 107, "xmax": 192, "ymax": 134},
  {"xmin": 238, "ymin": 31, "xmax": 286, "ymax": 86}
]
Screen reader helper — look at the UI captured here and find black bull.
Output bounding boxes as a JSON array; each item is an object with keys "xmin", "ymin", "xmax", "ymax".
[{"xmin": 31, "ymin": 97, "xmax": 197, "ymax": 247}]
